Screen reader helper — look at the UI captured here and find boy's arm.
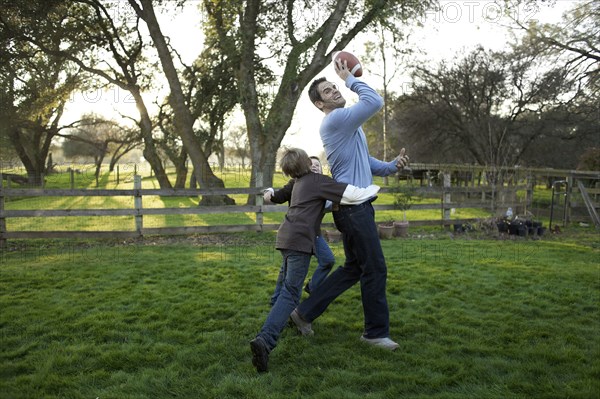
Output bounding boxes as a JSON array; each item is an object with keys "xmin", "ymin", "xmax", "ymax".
[
  {"xmin": 269, "ymin": 179, "xmax": 295, "ymax": 204},
  {"xmin": 315, "ymin": 174, "xmax": 378, "ymax": 205}
]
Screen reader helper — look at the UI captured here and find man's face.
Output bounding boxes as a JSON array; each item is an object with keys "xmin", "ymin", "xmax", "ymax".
[{"xmin": 316, "ymin": 81, "xmax": 346, "ymax": 112}]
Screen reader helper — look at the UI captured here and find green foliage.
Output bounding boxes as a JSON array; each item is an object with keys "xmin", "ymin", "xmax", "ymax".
[
  {"xmin": 381, "ymin": 0, "xmax": 599, "ymax": 169},
  {"xmin": 0, "ymin": 1, "xmax": 85, "ymax": 183},
  {"xmin": 1, "ymin": 231, "xmax": 598, "ymax": 397},
  {"xmin": 390, "ymin": 183, "xmax": 416, "ymax": 211},
  {"xmin": 577, "ymin": 147, "xmax": 600, "ymax": 171},
  {"xmin": 203, "ymin": 0, "xmax": 437, "ymax": 189}
]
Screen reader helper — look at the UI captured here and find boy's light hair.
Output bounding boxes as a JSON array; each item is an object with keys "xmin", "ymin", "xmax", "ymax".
[{"xmin": 281, "ymin": 148, "xmax": 312, "ymax": 178}]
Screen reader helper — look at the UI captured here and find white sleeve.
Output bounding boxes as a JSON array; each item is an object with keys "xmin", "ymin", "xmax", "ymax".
[
  {"xmin": 263, "ymin": 188, "xmax": 274, "ymax": 203},
  {"xmin": 340, "ymin": 184, "xmax": 380, "ymax": 205}
]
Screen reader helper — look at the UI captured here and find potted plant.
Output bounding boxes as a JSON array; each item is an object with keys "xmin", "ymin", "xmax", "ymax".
[
  {"xmin": 377, "ymin": 219, "xmax": 395, "ymax": 239},
  {"xmin": 390, "ymin": 184, "xmax": 415, "ymax": 238}
]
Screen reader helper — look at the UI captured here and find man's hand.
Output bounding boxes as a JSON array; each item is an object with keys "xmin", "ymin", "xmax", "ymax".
[
  {"xmin": 394, "ymin": 148, "xmax": 410, "ymax": 170},
  {"xmin": 334, "ymin": 58, "xmax": 352, "ymax": 82}
]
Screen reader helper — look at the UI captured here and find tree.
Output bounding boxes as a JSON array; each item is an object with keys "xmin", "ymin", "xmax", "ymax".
[
  {"xmin": 518, "ymin": 102, "xmax": 599, "ymax": 169},
  {"xmin": 0, "ymin": 0, "xmax": 173, "ymax": 188},
  {"xmin": 577, "ymin": 148, "xmax": 600, "ymax": 171},
  {"xmin": 127, "ymin": 0, "xmax": 235, "ymax": 205},
  {"xmin": 205, "ymin": 0, "xmax": 435, "ymax": 203},
  {"xmin": 364, "ymin": 22, "xmax": 413, "ymax": 163},
  {"xmin": 226, "ymin": 127, "xmax": 251, "ymax": 168},
  {"xmin": 391, "ymin": 43, "xmax": 593, "ymax": 171},
  {"xmin": 511, "ymin": 0, "xmax": 599, "ymax": 75},
  {"xmin": 0, "ymin": 4, "xmax": 82, "ymax": 184},
  {"xmin": 153, "ymin": 33, "xmax": 242, "ymax": 189},
  {"xmin": 154, "ymin": 102, "xmax": 189, "ymax": 189},
  {"xmin": 187, "ymin": 30, "xmax": 242, "ymax": 171},
  {"xmin": 62, "ymin": 114, "xmax": 141, "ymax": 179},
  {"xmin": 509, "ymin": 0, "xmax": 600, "ymax": 167}
]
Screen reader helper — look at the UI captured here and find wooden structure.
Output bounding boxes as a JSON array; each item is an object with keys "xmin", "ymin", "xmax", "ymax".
[{"xmin": 1, "ymin": 165, "xmax": 598, "ymax": 246}]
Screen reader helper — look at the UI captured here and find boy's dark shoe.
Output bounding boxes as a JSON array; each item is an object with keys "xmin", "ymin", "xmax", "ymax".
[{"xmin": 250, "ymin": 336, "xmax": 269, "ymax": 372}]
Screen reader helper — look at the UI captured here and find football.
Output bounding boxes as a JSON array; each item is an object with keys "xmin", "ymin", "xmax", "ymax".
[{"xmin": 332, "ymin": 51, "xmax": 363, "ymax": 77}]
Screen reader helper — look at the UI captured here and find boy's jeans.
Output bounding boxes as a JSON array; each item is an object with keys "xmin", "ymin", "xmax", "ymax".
[
  {"xmin": 270, "ymin": 236, "xmax": 335, "ymax": 305},
  {"xmin": 259, "ymin": 249, "xmax": 310, "ymax": 351}
]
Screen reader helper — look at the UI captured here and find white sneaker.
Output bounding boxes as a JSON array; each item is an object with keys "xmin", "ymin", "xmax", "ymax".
[
  {"xmin": 290, "ymin": 309, "xmax": 314, "ymax": 336},
  {"xmin": 360, "ymin": 336, "xmax": 399, "ymax": 351}
]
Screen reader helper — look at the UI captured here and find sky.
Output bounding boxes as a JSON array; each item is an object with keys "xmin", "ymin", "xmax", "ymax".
[
  {"xmin": 283, "ymin": 0, "xmax": 575, "ymax": 158},
  {"xmin": 62, "ymin": 0, "xmax": 577, "ymax": 161}
]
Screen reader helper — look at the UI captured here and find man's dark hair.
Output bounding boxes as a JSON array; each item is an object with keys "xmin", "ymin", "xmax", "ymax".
[
  {"xmin": 281, "ymin": 148, "xmax": 312, "ymax": 178},
  {"xmin": 308, "ymin": 77, "xmax": 327, "ymax": 104}
]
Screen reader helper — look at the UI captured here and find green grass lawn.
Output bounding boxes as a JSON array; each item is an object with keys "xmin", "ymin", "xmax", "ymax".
[{"xmin": 1, "ymin": 229, "xmax": 598, "ymax": 398}]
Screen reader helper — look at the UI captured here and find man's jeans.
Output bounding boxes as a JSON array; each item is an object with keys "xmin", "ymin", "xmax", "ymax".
[
  {"xmin": 296, "ymin": 201, "xmax": 390, "ymax": 339},
  {"xmin": 270, "ymin": 236, "xmax": 335, "ymax": 305},
  {"xmin": 259, "ymin": 249, "xmax": 310, "ymax": 351}
]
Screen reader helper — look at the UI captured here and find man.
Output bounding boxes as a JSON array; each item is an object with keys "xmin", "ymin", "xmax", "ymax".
[
  {"xmin": 290, "ymin": 58, "xmax": 409, "ymax": 351},
  {"xmin": 250, "ymin": 148, "xmax": 380, "ymax": 372}
]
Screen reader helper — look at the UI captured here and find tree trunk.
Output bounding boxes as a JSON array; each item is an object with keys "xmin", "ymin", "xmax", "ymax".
[
  {"xmin": 129, "ymin": 86, "xmax": 172, "ymax": 189},
  {"xmin": 238, "ymin": 0, "xmax": 272, "ymax": 204},
  {"xmin": 247, "ymin": 146, "xmax": 277, "ymax": 204},
  {"xmin": 109, "ymin": 156, "xmax": 117, "ymax": 172},
  {"xmin": 9, "ymin": 127, "xmax": 45, "ymax": 186},
  {"xmin": 45, "ymin": 152, "xmax": 54, "ymax": 175},
  {"xmin": 173, "ymin": 149, "xmax": 188, "ymax": 189},
  {"xmin": 218, "ymin": 127, "xmax": 225, "ymax": 172},
  {"xmin": 133, "ymin": 0, "xmax": 233, "ymax": 206}
]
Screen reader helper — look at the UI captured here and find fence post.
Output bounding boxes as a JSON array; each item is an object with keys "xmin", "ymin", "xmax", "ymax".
[
  {"xmin": 442, "ymin": 171, "xmax": 451, "ymax": 228},
  {"xmin": 70, "ymin": 168, "xmax": 75, "ymax": 190},
  {"xmin": 565, "ymin": 174, "xmax": 573, "ymax": 226},
  {"xmin": 134, "ymin": 175, "xmax": 143, "ymax": 237},
  {"xmin": 525, "ymin": 172, "xmax": 533, "ymax": 215},
  {"xmin": 0, "ymin": 174, "xmax": 6, "ymax": 249},
  {"xmin": 255, "ymin": 171, "xmax": 264, "ymax": 232}
]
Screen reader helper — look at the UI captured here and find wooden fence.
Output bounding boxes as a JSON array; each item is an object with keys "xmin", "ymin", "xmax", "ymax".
[{"xmin": 1, "ymin": 165, "xmax": 598, "ymax": 245}]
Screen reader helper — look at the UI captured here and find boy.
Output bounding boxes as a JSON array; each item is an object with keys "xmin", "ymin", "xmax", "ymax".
[{"xmin": 265, "ymin": 156, "xmax": 335, "ymax": 304}]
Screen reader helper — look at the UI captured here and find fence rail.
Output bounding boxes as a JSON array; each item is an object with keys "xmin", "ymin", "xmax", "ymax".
[{"xmin": 1, "ymin": 165, "xmax": 599, "ymax": 245}]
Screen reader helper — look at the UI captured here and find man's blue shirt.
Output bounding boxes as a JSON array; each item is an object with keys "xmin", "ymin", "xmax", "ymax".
[{"xmin": 320, "ymin": 75, "xmax": 398, "ymax": 188}]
